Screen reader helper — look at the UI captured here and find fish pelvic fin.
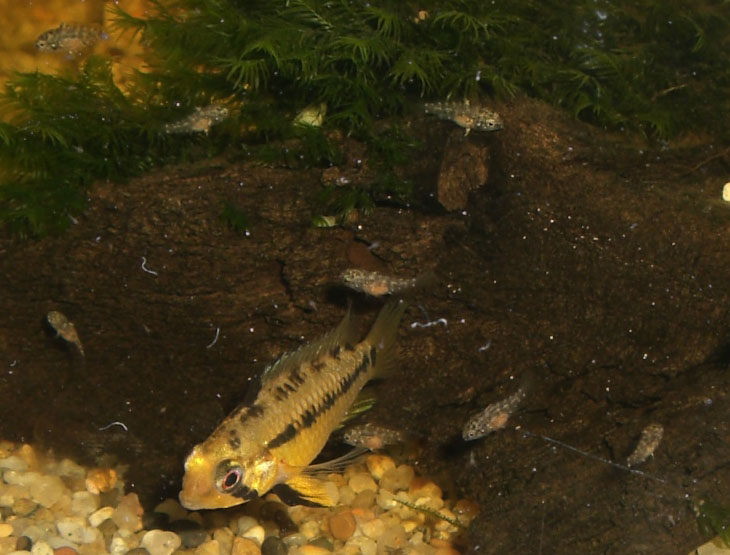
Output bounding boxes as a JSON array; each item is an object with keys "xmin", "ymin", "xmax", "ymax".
[
  {"xmin": 271, "ymin": 474, "xmax": 338, "ymax": 507},
  {"xmin": 365, "ymin": 299, "xmax": 407, "ymax": 380}
]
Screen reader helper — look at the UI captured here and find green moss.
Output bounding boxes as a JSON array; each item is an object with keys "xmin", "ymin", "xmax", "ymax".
[
  {"xmin": 2, "ymin": 0, "xmax": 730, "ymax": 236},
  {"xmin": 696, "ymin": 499, "xmax": 730, "ymax": 547},
  {"xmin": 220, "ymin": 200, "xmax": 250, "ymax": 234}
]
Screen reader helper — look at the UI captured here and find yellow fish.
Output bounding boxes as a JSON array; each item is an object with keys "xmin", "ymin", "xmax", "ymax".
[{"xmin": 179, "ymin": 300, "xmax": 407, "ymax": 509}]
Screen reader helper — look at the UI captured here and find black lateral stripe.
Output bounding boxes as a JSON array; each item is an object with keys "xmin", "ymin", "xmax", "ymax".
[
  {"xmin": 370, "ymin": 346, "xmax": 377, "ymax": 366},
  {"xmin": 312, "ymin": 361, "xmax": 326, "ymax": 371},
  {"xmin": 275, "ymin": 385, "xmax": 289, "ymax": 400},
  {"xmin": 269, "ymin": 350, "xmax": 373, "ymax": 448},
  {"xmin": 344, "ymin": 342, "xmax": 355, "ymax": 351},
  {"xmin": 284, "ymin": 382, "xmax": 296, "ymax": 393},
  {"xmin": 271, "ymin": 482, "xmax": 327, "ymax": 507},
  {"xmin": 269, "ymin": 423, "xmax": 297, "ymax": 449},
  {"xmin": 331, "ymin": 345, "xmax": 341, "ymax": 359}
]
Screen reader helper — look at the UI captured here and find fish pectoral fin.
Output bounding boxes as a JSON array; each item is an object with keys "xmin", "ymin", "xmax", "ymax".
[{"xmin": 271, "ymin": 475, "xmax": 337, "ymax": 507}]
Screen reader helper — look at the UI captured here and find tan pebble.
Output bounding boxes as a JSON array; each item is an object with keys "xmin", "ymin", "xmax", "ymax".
[
  {"xmin": 231, "ymin": 536, "xmax": 261, "ymax": 555},
  {"xmin": 88, "ymin": 506, "xmax": 115, "ymax": 528},
  {"xmin": 415, "ymin": 495, "xmax": 444, "ymax": 511},
  {"xmin": 326, "ymin": 472, "xmax": 347, "ymax": 487},
  {"xmin": 346, "ymin": 535, "xmax": 377, "ymax": 555},
  {"xmin": 430, "ymin": 538, "xmax": 454, "ymax": 549},
  {"xmin": 18, "ymin": 444, "xmax": 39, "ymax": 470},
  {"xmin": 111, "ymin": 493, "xmax": 143, "ymax": 532},
  {"xmin": 377, "ymin": 523, "xmax": 407, "ymax": 551},
  {"xmin": 0, "ymin": 523, "xmax": 12, "ymax": 537},
  {"xmin": 85, "ymin": 468, "xmax": 117, "ymax": 495},
  {"xmin": 293, "ymin": 546, "xmax": 331, "ymax": 555},
  {"xmin": 154, "ymin": 498, "xmax": 188, "ymax": 522},
  {"xmin": 241, "ymin": 524, "xmax": 265, "ymax": 546},
  {"xmin": 338, "ymin": 485, "xmax": 356, "ymax": 506},
  {"xmin": 299, "ymin": 520, "xmax": 320, "ymax": 540},
  {"xmin": 365, "ymin": 454, "xmax": 395, "ymax": 481},
  {"xmin": 376, "ymin": 489, "xmax": 397, "ymax": 510},
  {"xmin": 212, "ymin": 527, "xmax": 233, "ymax": 553},
  {"xmin": 434, "ymin": 548, "xmax": 460, "ymax": 555},
  {"xmin": 409, "ymin": 477, "xmax": 443, "ymax": 500},
  {"xmin": 54, "ymin": 547, "xmax": 79, "ymax": 555},
  {"xmin": 401, "ymin": 519, "xmax": 420, "ymax": 534},
  {"xmin": 194, "ymin": 539, "xmax": 221, "ymax": 555},
  {"xmin": 329, "ymin": 510, "xmax": 356, "ymax": 541},
  {"xmin": 348, "ymin": 472, "xmax": 377, "ymax": 494},
  {"xmin": 350, "ymin": 507, "xmax": 375, "ymax": 520},
  {"xmin": 358, "ymin": 517, "xmax": 384, "ymax": 540},
  {"xmin": 351, "ymin": 489, "xmax": 376, "ymax": 510}
]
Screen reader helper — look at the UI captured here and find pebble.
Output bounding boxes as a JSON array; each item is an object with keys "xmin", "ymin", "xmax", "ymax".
[
  {"xmin": 16, "ymin": 536, "xmax": 32, "ymax": 551},
  {"xmin": 0, "ymin": 522, "xmax": 13, "ymax": 537},
  {"xmin": 298, "ymin": 520, "xmax": 320, "ymax": 540},
  {"xmin": 0, "ymin": 455, "xmax": 28, "ymax": 471},
  {"xmin": 348, "ymin": 472, "xmax": 377, "ymax": 494},
  {"xmin": 292, "ymin": 546, "xmax": 331, "ymax": 555},
  {"xmin": 231, "ymin": 536, "xmax": 262, "ymax": 555},
  {"xmin": 346, "ymin": 535, "xmax": 377, "ymax": 555},
  {"xmin": 172, "ymin": 520, "xmax": 208, "ymax": 549},
  {"xmin": 240, "ymin": 524, "xmax": 265, "ymax": 546},
  {"xmin": 85, "ymin": 468, "xmax": 117, "ymax": 495},
  {"xmin": 723, "ymin": 182, "xmax": 730, "ymax": 202},
  {"xmin": 194, "ymin": 539, "xmax": 221, "ymax": 555},
  {"xmin": 379, "ymin": 464, "xmax": 414, "ymax": 492},
  {"xmin": 358, "ymin": 517, "xmax": 385, "ymax": 540},
  {"xmin": 365, "ymin": 455, "xmax": 395, "ymax": 481},
  {"xmin": 260, "ymin": 536, "xmax": 287, "ymax": 555},
  {"xmin": 140, "ymin": 529, "xmax": 181, "ymax": 555},
  {"xmin": 70, "ymin": 491, "xmax": 99, "ymax": 517},
  {"xmin": 235, "ymin": 516, "xmax": 258, "ymax": 536},
  {"xmin": 30, "ymin": 541, "xmax": 54, "ymax": 555},
  {"xmin": 111, "ymin": 493, "xmax": 143, "ymax": 532},
  {"xmin": 328, "ymin": 510, "xmax": 356, "ymax": 540},
  {"xmin": 52, "ymin": 547, "xmax": 78, "ymax": 555},
  {"xmin": 88, "ymin": 506, "xmax": 115, "ymax": 528}
]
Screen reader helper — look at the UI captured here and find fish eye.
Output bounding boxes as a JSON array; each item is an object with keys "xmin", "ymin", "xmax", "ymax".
[{"xmin": 215, "ymin": 460, "xmax": 244, "ymax": 493}]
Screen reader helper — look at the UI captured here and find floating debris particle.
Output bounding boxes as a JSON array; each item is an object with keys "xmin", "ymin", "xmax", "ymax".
[
  {"xmin": 179, "ymin": 300, "xmax": 407, "ymax": 510},
  {"xmin": 46, "ymin": 310, "xmax": 85, "ymax": 357},
  {"xmin": 35, "ymin": 22, "xmax": 106, "ymax": 59},
  {"xmin": 342, "ymin": 423, "xmax": 407, "ymax": 451},
  {"xmin": 462, "ymin": 371, "xmax": 535, "ymax": 441},
  {"xmin": 340, "ymin": 268, "xmax": 436, "ymax": 298},
  {"xmin": 163, "ymin": 104, "xmax": 229, "ymax": 134},
  {"xmin": 424, "ymin": 101, "xmax": 503, "ymax": 135},
  {"xmin": 626, "ymin": 423, "xmax": 664, "ymax": 467}
]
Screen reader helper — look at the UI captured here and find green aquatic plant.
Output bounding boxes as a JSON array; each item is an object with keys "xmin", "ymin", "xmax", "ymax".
[
  {"xmin": 394, "ymin": 497, "xmax": 466, "ymax": 530},
  {"xmin": 2, "ymin": 0, "xmax": 730, "ymax": 236},
  {"xmin": 696, "ymin": 499, "xmax": 730, "ymax": 547},
  {"xmin": 220, "ymin": 200, "xmax": 250, "ymax": 234}
]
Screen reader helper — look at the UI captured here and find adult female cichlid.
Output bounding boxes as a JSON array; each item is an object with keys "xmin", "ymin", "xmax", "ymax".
[{"xmin": 179, "ymin": 300, "xmax": 407, "ymax": 509}]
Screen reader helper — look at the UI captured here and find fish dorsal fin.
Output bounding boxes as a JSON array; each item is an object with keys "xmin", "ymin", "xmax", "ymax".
[
  {"xmin": 304, "ymin": 447, "xmax": 369, "ymax": 476},
  {"xmin": 260, "ymin": 306, "xmax": 357, "ymax": 384},
  {"xmin": 271, "ymin": 474, "xmax": 338, "ymax": 507}
]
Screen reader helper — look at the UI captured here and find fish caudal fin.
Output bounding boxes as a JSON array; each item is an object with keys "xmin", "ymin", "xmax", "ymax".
[
  {"xmin": 366, "ymin": 299, "xmax": 407, "ymax": 379},
  {"xmin": 272, "ymin": 474, "xmax": 338, "ymax": 507}
]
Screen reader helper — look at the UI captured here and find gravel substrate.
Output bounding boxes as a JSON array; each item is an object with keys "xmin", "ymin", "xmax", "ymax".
[{"xmin": 0, "ymin": 441, "xmax": 477, "ymax": 554}]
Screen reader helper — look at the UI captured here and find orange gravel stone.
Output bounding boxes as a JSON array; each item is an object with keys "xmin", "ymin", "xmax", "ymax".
[
  {"xmin": 328, "ymin": 510, "xmax": 356, "ymax": 540},
  {"xmin": 54, "ymin": 547, "xmax": 79, "ymax": 555}
]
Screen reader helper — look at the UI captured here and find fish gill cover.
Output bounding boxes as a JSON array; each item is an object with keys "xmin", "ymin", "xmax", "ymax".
[{"xmin": 0, "ymin": 0, "xmax": 729, "ymax": 236}]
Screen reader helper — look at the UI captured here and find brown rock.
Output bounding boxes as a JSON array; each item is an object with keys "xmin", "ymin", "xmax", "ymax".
[
  {"xmin": 436, "ymin": 129, "xmax": 491, "ymax": 211},
  {"xmin": 328, "ymin": 510, "xmax": 356, "ymax": 541}
]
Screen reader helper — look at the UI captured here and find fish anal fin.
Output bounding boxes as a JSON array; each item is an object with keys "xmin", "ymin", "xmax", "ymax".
[{"xmin": 271, "ymin": 475, "xmax": 337, "ymax": 507}]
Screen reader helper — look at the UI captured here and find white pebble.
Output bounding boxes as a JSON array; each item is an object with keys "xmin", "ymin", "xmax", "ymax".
[
  {"xmin": 71, "ymin": 491, "xmax": 100, "ymax": 517},
  {"xmin": 30, "ymin": 541, "xmax": 54, "ymax": 555},
  {"xmin": 140, "ymin": 529, "xmax": 182, "ymax": 555},
  {"xmin": 235, "ymin": 515, "xmax": 258, "ymax": 535},
  {"xmin": 346, "ymin": 535, "xmax": 377, "ymax": 555},
  {"xmin": 241, "ymin": 524, "xmax": 265, "ymax": 545},
  {"xmin": 56, "ymin": 516, "xmax": 88, "ymax": 543},
  {"xmin": 359, "ymin": 517, "xmax": 385, "ymax": 539},
  {"xmin": 55, "ymin": 458, "xmax": 87, "ymax": 478},
  {"xmin": 30, "ymin": 475, "xmax": 68, "ymax": 507},
  {"xmin": 348, "ymin": 472, "xmax": 377, "ymax": 494},
  {"xmin": 299, "ymin": 519, "xmax": 320, "ymax": 540},
  {"xmin": 88, "ymin": 505, "xmax": 115, "ymax": 527},
  {"xmin": 0, "ymin": 455, "xmax": 28, "ymax": 471},
  {"xmin": 723, "ymin": 182, "xmax": 730, "ymax": 202},
  {"xmin": 109, "ymin": 535, "xmax": 129, "ymax": 555}
]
